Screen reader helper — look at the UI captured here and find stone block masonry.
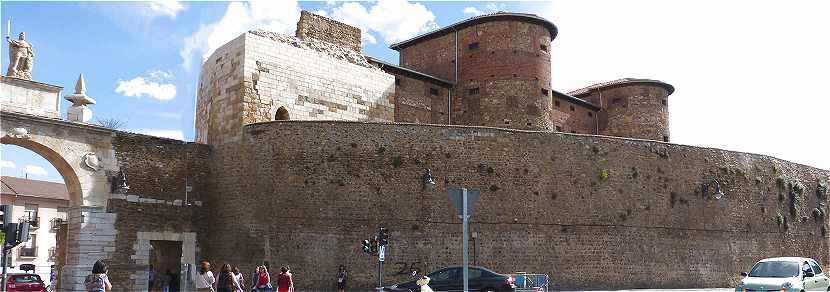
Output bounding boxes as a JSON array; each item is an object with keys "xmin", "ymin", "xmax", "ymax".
[
  {"xmin": 202, "ymin": 121, "xmax": 829, "ymax": 291},
  {"xmin": 196, "ymin": 30, "xmax": 395, "ymax": 145},
  {"xmin": 295, "ymin": 11, "xmax": 362, "ymax": 52}
]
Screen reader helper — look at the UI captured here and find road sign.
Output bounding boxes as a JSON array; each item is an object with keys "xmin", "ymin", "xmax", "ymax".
[
  {"xmin": 378, "ymin": 245, "xmax": 386, "ymax": 262},
  {"xmin": 447, "ymin": 188, "xmax": 481, "ymax": 216}
]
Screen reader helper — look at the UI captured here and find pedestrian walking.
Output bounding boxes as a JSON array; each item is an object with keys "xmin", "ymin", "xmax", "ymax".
[
  {"xmin": 255, "ymin": 266, "xmax": 272, "ymax": 291},
  {"xmin": 217, "ymin": 264, "xmax": 242, "ymax": 292},
  {"xmin": 162, "ymin": 269, "xmax": 173, "ymax": 292},
  {"xmin": 276, "ymin": 266, "xmax": 293, "ymax": 292},
  {"xmin": 336, "ymin": 265, "xmax": 348, "ymax": 292},
  {"xmin": 195, "ymin": 260, "xmax": 216, "ymax": 292},
  {"xmin": 232, "ymin": 266, "xmax": 245, "ymax": 292},
  {"xmin": 250, "ymin": 266, "xmax": 260, "ymax": 292},
  {"xmin": 84, "ymin": 259, "xmax": 113, "ymax": 292}
]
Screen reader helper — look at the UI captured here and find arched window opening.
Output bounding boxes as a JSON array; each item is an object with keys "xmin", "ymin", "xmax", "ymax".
[{"xmin": 275, "ymin": 107, "xmax": 290, "ymax": 120}]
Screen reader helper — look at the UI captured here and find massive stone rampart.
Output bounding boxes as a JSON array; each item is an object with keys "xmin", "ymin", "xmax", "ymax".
[{"xmin": 203, "ymin": 121, "xmax": 829, "ymax": 290}]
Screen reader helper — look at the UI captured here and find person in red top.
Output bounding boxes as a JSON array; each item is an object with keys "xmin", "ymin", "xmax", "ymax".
[
  {"xmin": 256, "ymin": 266, "xmax": 272, "ymax": 291},
  {"xmin": 276, "ymin": 266, "xmax": 293, "ymax": 292}
]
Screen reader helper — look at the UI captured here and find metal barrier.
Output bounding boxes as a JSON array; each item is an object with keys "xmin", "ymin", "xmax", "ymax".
[{"xmin": 510, "ymin": 272, "xmax": 550, "ymax": 292}]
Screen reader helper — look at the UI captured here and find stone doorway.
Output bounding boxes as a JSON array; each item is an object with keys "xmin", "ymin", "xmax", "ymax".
[{"xmin": 149, "ymin": 240, "xmax": 183, "ymax": 292}]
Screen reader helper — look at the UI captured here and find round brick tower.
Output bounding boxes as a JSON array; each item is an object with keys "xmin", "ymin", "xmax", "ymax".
[
  {"xmin": 391, "ymin": 13, "xmax": 558, "ymax": 130},
  {"xmin": 569, "ymin": 79, "xmax": 674, "ymax": 141}
]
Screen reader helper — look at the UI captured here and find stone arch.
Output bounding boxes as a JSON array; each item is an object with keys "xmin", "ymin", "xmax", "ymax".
[
  {"xmin": 275, "ymin": 106, "xmax": 290, "ymax": 120},
  {"xmin": 1, "ymin": 136, "xmax": 84, "ymax": 206}
]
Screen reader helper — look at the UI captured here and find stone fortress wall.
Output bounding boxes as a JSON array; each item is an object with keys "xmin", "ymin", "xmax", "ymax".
[
  {"xmin": 202, "ymin": 121, "xmax": 829, "ymax": 290},
  {"xmin": 188, "ymin": 10, "xmax": 830, "ymax": 291}
]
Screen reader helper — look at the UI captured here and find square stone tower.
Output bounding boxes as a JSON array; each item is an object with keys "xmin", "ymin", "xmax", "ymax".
[{"xmin": 194, "ymin": 11, "xmax": 395, "ymax": 145}]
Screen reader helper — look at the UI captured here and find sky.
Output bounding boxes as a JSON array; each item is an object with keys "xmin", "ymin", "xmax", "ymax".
[{"xmin": 0, "ymin": 0, "xmax": 828, "ymax": 184}]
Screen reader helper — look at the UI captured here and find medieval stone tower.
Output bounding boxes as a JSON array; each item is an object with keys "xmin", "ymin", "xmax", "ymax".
[{"xmin": 196, "ymin": 11, "xmax": 676, "ymax": 145}]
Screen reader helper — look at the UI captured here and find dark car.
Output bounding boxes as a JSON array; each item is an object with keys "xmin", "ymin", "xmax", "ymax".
[
  {"xmin": 5, "ymin": 273, "xmax": 46, "ymax": 292},
  {"xmin": 387, "ymin": 266, "xmax": 516, "ymax": 292}
]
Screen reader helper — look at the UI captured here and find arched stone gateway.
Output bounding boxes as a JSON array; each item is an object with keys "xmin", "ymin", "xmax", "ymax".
[{"xmin": 1, "ymin": 110, "xmax": 210, "ymax": 292}]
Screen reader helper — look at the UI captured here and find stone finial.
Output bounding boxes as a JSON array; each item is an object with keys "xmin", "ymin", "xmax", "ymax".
[
  {"xmin": 65, "ymin": 73, "xmax": 96, "ymax": 123},
  {"xmin": 75, "ymin": 73, "xmax": 86, "ymax": 95},
  {"xmin": 65, "ymin": 73, "xmax": 96, "ymax": 106}
]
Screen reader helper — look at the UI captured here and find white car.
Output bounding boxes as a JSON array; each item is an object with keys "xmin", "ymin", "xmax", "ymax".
[{"xmin": 736, "ymin": 257, "xmax": 829, "ymax": 292}]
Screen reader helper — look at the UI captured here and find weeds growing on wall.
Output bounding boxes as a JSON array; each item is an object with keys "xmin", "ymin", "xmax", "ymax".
[
  {"xmin": 391, "ymin": 156, "xmax": 402, "ymax": 168},
  {"xmin": 598, "ymin": 169, "xmax": 609, "ymax": 182}
]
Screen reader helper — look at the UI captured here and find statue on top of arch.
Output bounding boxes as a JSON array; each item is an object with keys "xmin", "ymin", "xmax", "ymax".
[{"xmin": 6, "ymin": 31, "xmax": 34, "ymax": 80}]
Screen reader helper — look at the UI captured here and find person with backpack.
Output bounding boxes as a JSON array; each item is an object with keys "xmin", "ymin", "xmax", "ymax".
[
  {"xmin": 84, "ymin": 260, "xmax": 112, "ymax": 292},
  {"xmin": 216, "ymin": 264, "xmax": 241, "ymax": 292},
  {"xmin": 232, "ymin": 266, "xmax": 245, "ymax": 292},
  {"xmin": 255, "ymin": 266, "xmax": 272, "ymax": 291},
  {"xmin": 276, "ymin": 266, "xmax": 293, "ymax": 292},
  {"xmin": 195, "ymin": 260, "xmax": 216, "ymax": 292}
]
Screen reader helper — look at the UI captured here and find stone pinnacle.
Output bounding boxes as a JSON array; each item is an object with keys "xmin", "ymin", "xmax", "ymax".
[{"xmin": 75, "ymin": 73, "xmax": 86, "ymax": 95}]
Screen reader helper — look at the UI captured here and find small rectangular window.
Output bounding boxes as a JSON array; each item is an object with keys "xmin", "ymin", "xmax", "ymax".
[
  {"xmin": 570, "ymin": 105, "xmax": 575, "ymax": 112},
  {"xmin": 541, "ymin": 89, "xmax": 549, "ymax": 96},
  {"xmin": 468, "ymin": 42, "xmax": 479, "ymax": 50},
  {"xmin": 468, "ymin": 88, "xmax": 480, "ymax": 95},
  {"xmin": 540, "ymin": 44, "xmax": 548, "ymax": 52},
  {"xmin": 612, "ymin": 98, "xmax": 623, "ymax": 104},
  {"xmin": 429, "ymin": 88, "xmax": 439, "ymax": 96},
  {"xmin": 555, "ymin": 126, "xmax": 562, "ymax": 131},
  {"xmin": 663, "ymin": 136, "xmax": 669, "ymax": 142},
  {"xmin": 395, "ymin": 78, "xmax": 401, "ymax": 86},
  {"xmin": 662, "ymin": 99, "xmax": 667, "ymax": 106},
  {"xmin": 588, "ymin": 112, "xmax": 593, "ymax": 117},
  {"xmin": 554, "ymin": 100, "xmax": 560, "ymax": 107}
]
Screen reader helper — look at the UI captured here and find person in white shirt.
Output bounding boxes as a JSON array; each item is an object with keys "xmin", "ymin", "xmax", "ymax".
[{"xmin": 196, "ymin": 261, "xmax": 216, "ymax": 292}]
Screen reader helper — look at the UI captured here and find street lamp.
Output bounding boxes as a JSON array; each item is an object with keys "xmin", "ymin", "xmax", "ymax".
[
  {"xmin": 422, "ymin": 169, "xmax": 436, "ymax": 190},
  {"xmin": 703, "ymin": 178, "xmax": 725, "ymax": 200}
]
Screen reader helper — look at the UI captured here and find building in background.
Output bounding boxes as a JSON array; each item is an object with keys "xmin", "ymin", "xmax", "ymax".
[{"xmin": 1, "ymin": 176, "xmax": 69, "ymax": 286}]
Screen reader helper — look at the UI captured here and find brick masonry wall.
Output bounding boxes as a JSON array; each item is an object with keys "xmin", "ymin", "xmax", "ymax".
[
  {"xmin": 241, "ymin": 33, "xmax": 395, "ymax": 126},
  {"xmin": 389, "ymin": 73, "xmax": 450, "ymax": 124},
  {"xmin": 551, "ymin": 98, "xmax": 597, "ymax": 134},
  {"xmin": 108, "ymin": 132, "xmax": 212, "ymax": 290},
  {"xmin": 295, "ymin": 11, "xmax": 362, "ymax": 52},
  {"xmin": 399, "ymin": 19, "xmax": 555, "ymax": 131},
  {"xmin": 578, "ymin": 84, "xmax": 671, "ymax": 141},
  {"xmin": 202, "ymin": 121, "xmax": 830, "ymax": 290}
]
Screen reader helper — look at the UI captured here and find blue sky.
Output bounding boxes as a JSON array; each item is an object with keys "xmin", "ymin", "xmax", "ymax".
[{"xmin": 2, "ymin": 0, "xmax": 829, "ymax": 184}]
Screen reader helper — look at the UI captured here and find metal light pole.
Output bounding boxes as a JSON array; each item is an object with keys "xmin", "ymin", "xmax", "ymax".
[
  {"xmin": 462, "ymin": 188, "xmax": 470, "ymax": 292},
  {"xmin": 447, "ymin": 187, "xmax": 480, "ymax": 292}
]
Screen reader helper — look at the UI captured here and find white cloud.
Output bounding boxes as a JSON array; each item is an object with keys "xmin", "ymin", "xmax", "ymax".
[
  {"xmin": 149, "ymin": 0, "xmax": 185, "ymax": 19},
  {"xmin": 180, "ymin": 0, "xmax": 300, "ymax": 70},
  {"xmin": 115, "ymin": 69, "xmax": 176, "ymax": 101},
  {"xmin": 130, "ymin": 129, "xmax": 185, "ymax": 140},
  {"xmin": 463, "ymin": 3, "xmax": 505, "ymax": 16},
  {"xmin": 23, "ymin": 165, "xmax": 47, "ymax": 176},
  {"xmin": 463, "ymin": 7, "xmax": 483, "ymax": 16},
  {"xmin": 0, "ymin": 160, "xmax": 16, "ymax": 169},
  {"xmin": 538, "ymin": 0, "xmax": 830, "ymax": 170},
  {"xmin": 329, "ymin": 0, "xmax": 438, "ymax": 45},
  {"xmin": 115, "ymin": 76, "xmax": 177, "ymax": 101},
  {"xmin": 147, "ymin": 70, "xmax": 174, "ymax": 80}
]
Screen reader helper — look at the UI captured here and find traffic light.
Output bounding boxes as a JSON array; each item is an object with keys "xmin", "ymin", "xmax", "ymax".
[
  {"xmin": 0, "ymin": 204, "xmax": 10, "ymax": 231},
  {"xmin": 379, "ymin": 227, "xmax": 390, "ymax": 246},
  {"xmin": 17, "ymin": 222, "xmax": 30, "ymax": 244},
  {"xmin": 361, "ymin": 239, "xmax": 372, "ymax": 254},
  {"xmin": 4, "ymin": 223, "xmax": 18, "ymax": 247},
  {"xmin": 370, "ymin": 236, "xmax": 378, "ymax": 254}
]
